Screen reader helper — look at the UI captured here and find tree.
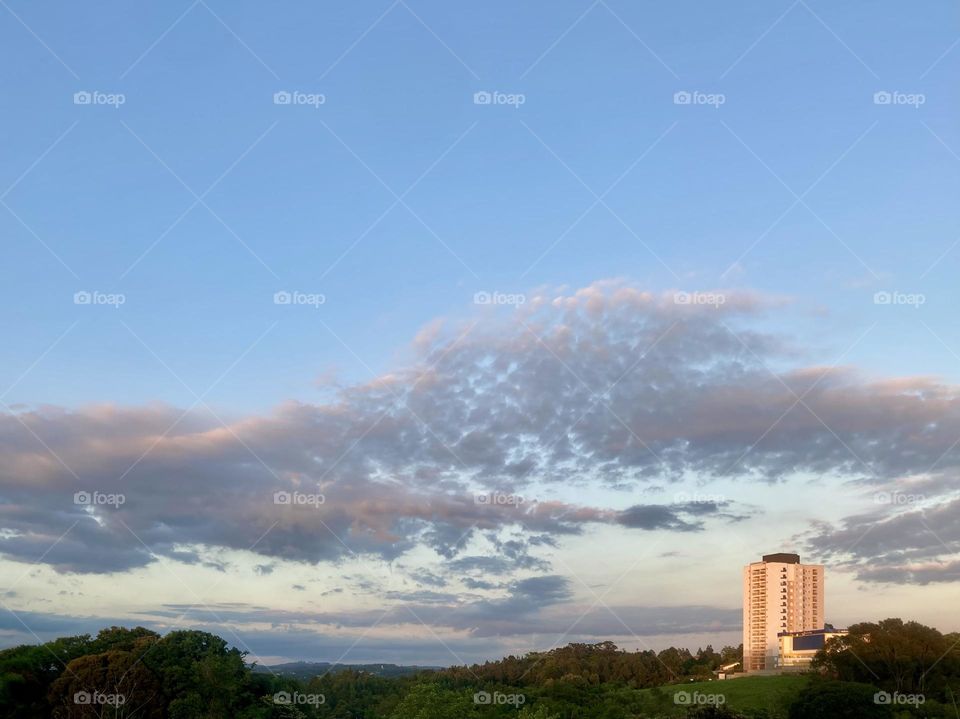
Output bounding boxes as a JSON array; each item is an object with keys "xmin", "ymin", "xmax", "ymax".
[
  {"xmin": 0, "ymin": 636, "xmax": 100, "ymax": 718},
  {"xmin": 387, "ymin": 682, "xmax": 472, "ymax": 719},
  {"xmin": 141, "ymin": 630, "xmax": 253, "ymax": 719},
  {"xmin": 719, "ymin": 645, "xmax": 742, "ymax": 667},
  {"xmin": 517, "ymin": 705, "xmax": 561, "ymax": 719},
  {"xmin": 47, "ymin": 649, "xmax": 164, "ymax": 719},
  {"xmin": 89, "ymin": 626, "xmax": 158, "ymax": 654},
  {"xmin": 656, "ymin": 647, "xmax": 692, "ymax": 681},
  {"xmin": 813, "ymin": 618, "xmax": 959, "ymax": 697}
]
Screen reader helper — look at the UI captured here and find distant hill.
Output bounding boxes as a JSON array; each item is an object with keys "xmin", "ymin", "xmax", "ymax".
[{"xmin": 252, "ymin": 660, "xmax": 440, "ymax": 679}]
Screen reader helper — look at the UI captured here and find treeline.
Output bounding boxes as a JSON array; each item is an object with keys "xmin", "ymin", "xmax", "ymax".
[
  {"xmin": 1, "ymin": 629, "xmax": 736, "ymax": 718},
  {"xmin": 2, "ymin": 619, "xmax": 960, "ymax": 718},
  {"xmin": 439, "ymin": 641, "xmax": 742, "ymax": 687}
]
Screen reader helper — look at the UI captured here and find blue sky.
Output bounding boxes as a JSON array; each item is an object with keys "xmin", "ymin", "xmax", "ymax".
[
  {"xmin": 2, "ymin": 0, "xmax": 959, "ymax": 410},
  {"xmin": 2, "ymin": 1, "xmax": 960, "ymax": 664}
]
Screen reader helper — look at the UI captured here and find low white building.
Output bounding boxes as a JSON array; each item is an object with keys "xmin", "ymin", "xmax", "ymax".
[{"xmin": 777, "ymin": 627, "xmax": 849, "ymax": 670}]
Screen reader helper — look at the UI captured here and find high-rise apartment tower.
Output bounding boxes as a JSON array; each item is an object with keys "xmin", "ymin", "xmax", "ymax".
[{"xmin": 742, "ymin": 553, "xmax": 824, "ymax": 671}]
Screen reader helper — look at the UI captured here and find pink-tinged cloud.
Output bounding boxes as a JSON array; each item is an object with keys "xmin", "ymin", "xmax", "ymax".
[{"xmin": 1, "ymin": 281, "xmax": 958, "ymax": 580}]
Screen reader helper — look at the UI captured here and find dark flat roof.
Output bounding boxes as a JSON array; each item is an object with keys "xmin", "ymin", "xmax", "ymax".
[{"xmin": 762, "ymin": 552, "xmax": 800, "ymax": 564}]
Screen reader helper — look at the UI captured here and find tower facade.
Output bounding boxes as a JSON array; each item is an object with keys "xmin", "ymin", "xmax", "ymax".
[{"xmin": 742, "ymin": 553, "xmax": 824, "ymax": 671}]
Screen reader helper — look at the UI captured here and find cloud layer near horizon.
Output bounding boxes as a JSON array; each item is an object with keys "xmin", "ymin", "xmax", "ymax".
[{"xmin": 1, "ymin": 281, "xmax": 959, "ymax": 585}]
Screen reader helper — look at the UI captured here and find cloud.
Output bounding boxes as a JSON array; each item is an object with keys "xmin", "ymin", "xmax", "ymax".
[
  {"xmin": 0, "ymin": 576, "xmax": 737, "ymax": 657},
  {"xmin": 157, "ymin": 590, "xmax": 739, "ymax": 643},
  {"xmin": 407, "ymin": 568, "xmax": 448, "ymax": 587},
  {"xmin": 803, "ymin": 490, "xmax": 960, "ymax": 584},
  {"xmin": 616, "ymin": 501, "xmax": 736, "ymax": 531},
  {"xmin": 4, "ymin": 600, "xmax": 730, "ymax": 666},
  {"xmin": 2, "ymin": 280, "xmax": 960, "ymax": 584}
]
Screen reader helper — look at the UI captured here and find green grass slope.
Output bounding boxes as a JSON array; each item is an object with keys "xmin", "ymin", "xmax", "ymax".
[{"xmin": 636, "ymin": 674, "xmax": 809, "ymax": 717}]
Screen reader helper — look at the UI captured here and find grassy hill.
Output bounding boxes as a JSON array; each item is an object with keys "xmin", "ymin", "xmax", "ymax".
[{"xmin": 637, "ymin": 674, "xmax": 809, "ymax": 717}]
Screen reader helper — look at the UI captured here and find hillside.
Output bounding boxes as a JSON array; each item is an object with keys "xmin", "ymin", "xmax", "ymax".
[
  {"xmin": 637, "ymin": 674, "xmax": 809, "ymax": 717},
  {"xmin": 252, "ymin": 660, "xmax": 440, "ymax": 679}
]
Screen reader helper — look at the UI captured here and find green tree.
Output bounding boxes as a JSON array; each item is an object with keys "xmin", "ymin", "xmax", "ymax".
[
  {"xmin": 142, "ymin": 630, "xmax": 253, "ymax": 719},
  {"xmin": 89, "ymin": 626, "xmax": 158, "ymax": 654},
  {"xmin": 813, "ymin": 618, "xmax": 959, "ymax": 697},
  {"xmin": 47, "ymin": 649, "xmax": 164, "ymax": 719},
  {"xmin": 0, "ymin": 635, "xmax": 105, "ymax": 718},
  {"xmin": 387, "ymin": 682, "xmax": 473, "ymax": 719},
  {"xmin": 788, "ymin": 681, "xmax": 893, "ymax": 719},
  {"xmin": 517, "ymin": 705, "xmax": 561, "ymax": 719}
]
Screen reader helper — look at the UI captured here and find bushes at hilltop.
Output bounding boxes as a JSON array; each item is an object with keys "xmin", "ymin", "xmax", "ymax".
[{"xmin": 813, "ymin": 618, "xmax": 960, "ymax": 704}]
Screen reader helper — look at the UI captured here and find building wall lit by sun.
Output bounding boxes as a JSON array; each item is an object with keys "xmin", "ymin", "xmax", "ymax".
[{"xmin": 742, "ymin": 553, "xmax": 824, "ymax": 672}]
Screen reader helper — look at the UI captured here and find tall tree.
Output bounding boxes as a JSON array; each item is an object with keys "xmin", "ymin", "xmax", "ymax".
[{"xmin": 47, "ymin": 649, "xmax": 163, "ymax": 719}]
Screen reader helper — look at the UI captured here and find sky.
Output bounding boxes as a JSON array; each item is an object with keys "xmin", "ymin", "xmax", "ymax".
[{"xmin": 1, "ymin": 0, "xmax": 959, "ymax": 666}]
